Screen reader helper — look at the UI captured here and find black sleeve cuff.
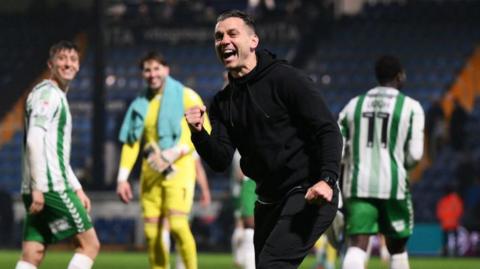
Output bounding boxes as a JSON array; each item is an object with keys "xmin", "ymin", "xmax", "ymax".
[
  {"xmin": 191, "ymin": 128, "xmax": 210, "ymax": 144},
  {"xmin": 319, "ymin": 171, "xmax": 338, "ymax": 188}
]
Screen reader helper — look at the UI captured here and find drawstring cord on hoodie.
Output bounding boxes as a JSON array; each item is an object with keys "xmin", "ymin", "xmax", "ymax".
[
  {"xmin": 228, "ymin": 83, "xmax": 272, "ymax": 127},
  {"xmin": 228, "ymin": 83, "xmax": 271, "ymax": 127},
  {"xmin": 246, "ymin": 84, "xmax": 270, "ymax": 119}
]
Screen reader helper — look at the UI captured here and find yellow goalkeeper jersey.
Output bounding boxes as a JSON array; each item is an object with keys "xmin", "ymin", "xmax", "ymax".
[{"xmin": 119, "ymin": 87, "xmax": 211, "ymax": 187}]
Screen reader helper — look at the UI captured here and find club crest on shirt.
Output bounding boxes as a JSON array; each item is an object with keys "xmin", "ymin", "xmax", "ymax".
[
  {"xmin": 49, "ymin": 217, "xmax": 71, "ymax": 234},
  {"xmin": 392, "ymin": 220, "xmax": 406, "ymax": 232}
]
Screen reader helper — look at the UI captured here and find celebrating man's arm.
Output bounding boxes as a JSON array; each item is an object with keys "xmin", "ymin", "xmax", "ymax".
[
  {"xmin": 305, "ymin": 181, "xmax": 334, "ymax": 203},
  {"xmin": 185, "ymin": 105, "xmax": 207, "ymax": 133},
  {"xmin": 281, "ymin": 70, "xmax": 342, "ymax": 204},
  {"xmin": 185, "ymin": 103, "xmax": 235, "ymax": 172}
]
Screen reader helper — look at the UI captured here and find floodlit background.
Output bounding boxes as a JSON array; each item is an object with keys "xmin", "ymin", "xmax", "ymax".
[{"xmin": 0, "ymin": 0, "xmax": 480, "ymax": 268}]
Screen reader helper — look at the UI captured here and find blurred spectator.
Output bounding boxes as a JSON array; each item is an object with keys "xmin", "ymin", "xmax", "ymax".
[
  {"xmin": 449, "ymin": 99, "xmax": 469, "ymax": 152},
  {"xmin": 248, "ymin": 0, "xmax": 276, "ymax": 16},
  {"xmin": 425, "ymin": 98, "xmax": 446, "ymax": 160},
  {"xmin": 106, "ymin": 3, "xmax": 127, "ymax": 20},
  {"xmin": 436, "ymin": 184, "xmax": 464, "ymax": 257}
]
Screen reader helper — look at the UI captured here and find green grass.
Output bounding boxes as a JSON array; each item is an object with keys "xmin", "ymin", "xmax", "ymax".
[{"xmin": 1, "ymin": 250, "xmax": 479, "ymax": 269}]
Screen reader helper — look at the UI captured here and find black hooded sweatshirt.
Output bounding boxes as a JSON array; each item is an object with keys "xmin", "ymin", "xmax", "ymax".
[{"xmin": 192, "ymin": 50, "xmax": 342, "ymax": 201}]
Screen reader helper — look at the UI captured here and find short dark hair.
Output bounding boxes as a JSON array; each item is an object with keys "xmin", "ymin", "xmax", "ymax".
[
  {"xmin": 49, "ymin": 40, "xmax": 79, "ymax": 60},
  {"xmin": 217, "ymin": 10, "xmax": 256, "ymax": 33},
  {"xmin": 139, "ymin": 51, "xmax": 168, "ymax": 70},
  {"xmin": 375, "ymin": 55, "xmax": 403, "ymax": 84}
]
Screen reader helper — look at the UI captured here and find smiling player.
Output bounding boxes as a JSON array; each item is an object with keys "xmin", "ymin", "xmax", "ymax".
[{"xmin": 16, "ymin": 40, "xmax": 100, "ymax": 269}]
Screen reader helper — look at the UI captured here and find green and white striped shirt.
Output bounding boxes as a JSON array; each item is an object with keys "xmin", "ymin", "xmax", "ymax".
[
  {"xmin": 338, "ymin": 87, "xmax": 424, "ymax": 200},
  {"xmin": 22, "ymin": 80, "xmax": 81, "ymax": 194}
]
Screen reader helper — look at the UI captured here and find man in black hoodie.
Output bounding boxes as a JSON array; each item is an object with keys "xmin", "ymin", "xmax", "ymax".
[{"xmin": 185, "ymin": 10, "xmax": 342, "ymax": 268}]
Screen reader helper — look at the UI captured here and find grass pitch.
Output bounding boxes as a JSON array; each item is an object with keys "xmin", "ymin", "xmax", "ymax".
[{"xmin": 1, "ymin": 250, "xmax": 479, "ymax": 268}]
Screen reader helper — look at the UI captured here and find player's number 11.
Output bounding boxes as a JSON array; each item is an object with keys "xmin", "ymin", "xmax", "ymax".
[{"xmin": 362, "ymin": 111, "xmax": 390, "ymax": 148}]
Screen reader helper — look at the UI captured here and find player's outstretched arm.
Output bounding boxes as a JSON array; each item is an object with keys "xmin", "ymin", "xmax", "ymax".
[{"xmin": 185, "ymin": 103, "xmax": 235, "ymax": 172}]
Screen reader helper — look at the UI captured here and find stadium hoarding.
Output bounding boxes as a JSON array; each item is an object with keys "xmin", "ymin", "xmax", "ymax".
[{"xmin": 104, "ymin": 22, "xmax": 299, "ymax": 46}]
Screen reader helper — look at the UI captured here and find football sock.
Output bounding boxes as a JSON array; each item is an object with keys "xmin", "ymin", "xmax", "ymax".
[
  {"xmin": 390, "ymin": 252, "xmax": 409, "ymax": 269},
  {"xmin": 15, "ymin": 261, "xmax": 37, "ymax": 269},
  {"xmin": 325, "ymin": 241, "xmax": 337, "ymax": 269},
  {"xmin": 342, "ymin": 247, "xmax": 366, "ymax": 269},
  {"xmin": 243, "ymin": 228, "xmax": 255, "ymax": 269},
  {"xmin": 231, "ymin": 226, "xmax": 244, "ymax": 266},
  {"xmin": 67, "ymin": 253, "xmax": 94, "ymax": 269},
  {"xmin": 162, "ymin": 229, "xmax": 171, "ymax": 254},
  {"xmin": 175, "ymin": 250, "xmax": 186, "ymax": 269},
  {"xmin": 380, "ymin": 244, "xmax": 390, "ymax": 261}
]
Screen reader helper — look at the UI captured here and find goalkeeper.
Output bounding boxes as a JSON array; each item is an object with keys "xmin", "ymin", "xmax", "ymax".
[{"xmin": 115, "ymin": 51, "xmax": 210, "ymax": 269}]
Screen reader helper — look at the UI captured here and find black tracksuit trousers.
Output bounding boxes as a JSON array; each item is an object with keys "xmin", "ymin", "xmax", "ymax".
[{"xmin": 254, "ymin": 186, "xmax": 338, "ymax": 269}]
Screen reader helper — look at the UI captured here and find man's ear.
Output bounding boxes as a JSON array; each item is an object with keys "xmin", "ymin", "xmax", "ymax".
[{"xmin": 251, "ymin": 34, "xmax": 259, "ymax": 50}]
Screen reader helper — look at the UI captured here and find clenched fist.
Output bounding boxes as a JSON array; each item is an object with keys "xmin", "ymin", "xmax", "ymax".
[
  {"xmin": 305, "ymin": 180, "xmax": 333, "ymax": 204},
  {"xmin": 185, "ymin": 105, "xmax": 206, "ymax": 132}
]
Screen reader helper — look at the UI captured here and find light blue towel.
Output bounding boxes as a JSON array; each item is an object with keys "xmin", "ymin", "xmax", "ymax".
[
  {"xmin": 157, "ymin": 76, "xmax": 184, "ymax": 149},
  {"xmin": 118, "ymin": 95, "xmax": 149, "ymax": 144},
  {"xmin": 118, "ymin": 76, "xmax": 184, "ymax": 149}
]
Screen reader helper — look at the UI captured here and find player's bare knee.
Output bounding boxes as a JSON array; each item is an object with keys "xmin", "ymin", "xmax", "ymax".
[
  {"xmin": 349, "ymin": 235, "xmax": 370, "ymax": 251},
  {"xmin": 84, "ymin": 233, "xmax": 101, "ymax": 258},
  {"xmin": 77, "ymin": 242, "xmax": 100, "ymax": 259},
  {"xmin": 21, "ymin": 243, "xmax": 45, "ymax": 265},
  {"xmin": 75, "ymin": 230, "xmax": 101, "ymax": 258},
  {"xmin": 21, "ymin": 255, "xmax": 44, "ymax": 267},
  {"xmin": 243, "ymin": 217, "xmax": 254, "ymax": 229},
  {"xmin": 88, "ymin": 236, "xmax": 101, "ymax": 257}
]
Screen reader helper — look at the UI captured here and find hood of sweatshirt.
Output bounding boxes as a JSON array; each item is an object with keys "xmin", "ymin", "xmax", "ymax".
[
  {"xmin": 225, "ymin": 50, "xmax": 285, "ymax": 126},
  {"xmin": 229, "ymin": 49, "xmax": 285, "ymax": 86}
]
